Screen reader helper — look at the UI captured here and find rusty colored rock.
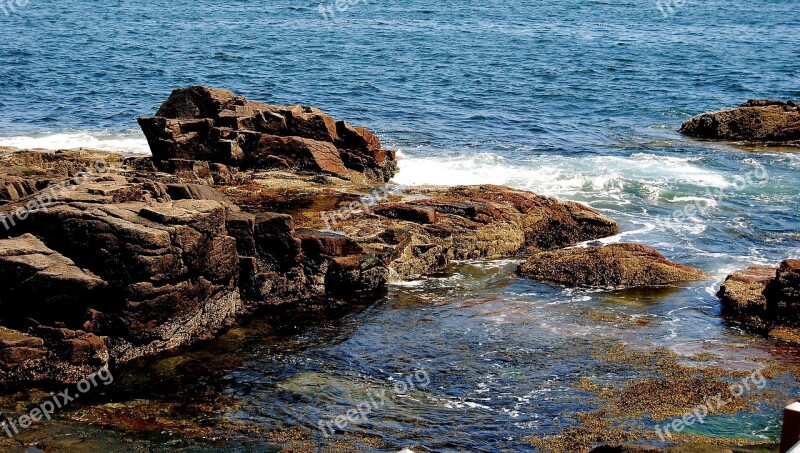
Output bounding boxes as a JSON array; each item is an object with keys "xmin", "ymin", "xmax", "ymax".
[
  {"xmin": 718, "ymin": 259, "xmax": 800, "ymax": 340},
  {"xmin": 680, "ymin": 99, "xmax": 800, "ymax": 143},
  {"xmin": 518, "ymin": 243, "xmax": 707, "ymax": 288},
  {"xmin": 138, "ymin": 86, "xmax": 397, "ymax": 182}
]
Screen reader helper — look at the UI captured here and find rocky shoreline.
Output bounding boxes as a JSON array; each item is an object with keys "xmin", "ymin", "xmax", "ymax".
[
  {"xmin": 0, "ymin": 89, "xmax": 797, "ymax": 452},
  {"xmin": 0, "ymin": 86, "xmax": 632, "ymax": 388}
]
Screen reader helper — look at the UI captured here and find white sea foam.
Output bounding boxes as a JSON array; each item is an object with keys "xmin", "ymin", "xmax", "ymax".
[
  {"xmin": 391, "ymin": 151, "xmax": 731, "ymax": 199},
  {"xmin": 665, "ymin": 196, "xmax": 718, "ymax": 207},
  {"xmin": 0, "ymin": 132, "xmax": 151, "ymax": 155}
]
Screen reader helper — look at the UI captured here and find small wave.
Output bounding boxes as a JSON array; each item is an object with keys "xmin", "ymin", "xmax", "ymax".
[
  {"xmin": 0, "ymin": 132, "xmax": 151, "ymax": 155},
  {"xmin": 665, "ymin": 196, "xmax": 718, "ymax": 207},
  {"xmin": 391, "ymin": 151, "xmax": 731, "ymax": 199}
]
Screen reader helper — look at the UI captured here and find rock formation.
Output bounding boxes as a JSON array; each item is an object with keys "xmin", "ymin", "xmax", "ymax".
[
  {"xmin": 0, "ymin": 87, "xmax": 624, "ymax": 386},
  {"xmin": 719, "ymin": 259, "xmax": 800, "ymax": 340},
  {"xmin": 680, "ymin": 99, "xmax": 800, "ymax": 143},
  {"xmin": 138, "ymin": 86, "xmax": 398, "ymax": 182},
  {"xmin": 517, "ymin": 243, "xmax": 707, "ymax": 288}
]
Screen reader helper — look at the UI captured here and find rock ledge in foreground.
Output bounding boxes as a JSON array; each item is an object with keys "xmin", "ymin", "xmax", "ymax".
[{"xmin": 517, "ymin": 243, "xmax": 706, "ymax": 288}]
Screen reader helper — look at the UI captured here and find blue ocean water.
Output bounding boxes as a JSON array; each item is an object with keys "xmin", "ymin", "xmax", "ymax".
[{"xmin": 2, "ymin": 0, "xmax": 800, "ymax": 450}]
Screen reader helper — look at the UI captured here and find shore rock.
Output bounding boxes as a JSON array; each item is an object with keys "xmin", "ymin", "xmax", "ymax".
[
  {"xmin": 0, "ymin": 154, "xmax": 620, "ymax": 387},
  {"xmin": 680, "ymin": 99, "xmax": 800, "ymax": 143},
  {"xmin": 717, "ymin": 266, "xmax": 776, "ymax": 331},
  {"xmin": 517, "ymin": 243, "xmax": 706, "ymax": 288},
  {"xmin": 320, "ymin": 185, "xmax": 620, "ymax": 279},
  {"xmin": 0, "ymin": 87, "xmax": 627, "ymax": 388},
  {"xmin": 719, "ymin": 260, "xmax": 800, "ymax": 338},
  {"xmin": 138, "ymin": 86, "xmax": 398, "ymax": 182}
]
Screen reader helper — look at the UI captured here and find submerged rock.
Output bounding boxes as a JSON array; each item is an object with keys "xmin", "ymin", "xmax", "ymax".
[
  {"xmin": 719, "ymin": 259, "xmax": 800, "ymax": 339},
  {"xmin": 680, "ymin": 99, "xmax": 800, "ymax": 143},
  {"xmin": 517, "ymin": 243, "xmax": 706, "ymax": 288},
  {"xmin": 138, "ymin": 86, "xmax": 398, "ymax": 182}
]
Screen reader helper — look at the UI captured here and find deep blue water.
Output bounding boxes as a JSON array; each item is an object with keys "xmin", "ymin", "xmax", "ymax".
[{"xmin": 2, "ymin": 0, "xmax": 800, "ymax": 451}]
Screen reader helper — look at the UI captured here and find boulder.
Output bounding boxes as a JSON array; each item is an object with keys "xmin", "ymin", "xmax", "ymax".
[
  {"xmin": 764, "ymin": 259, "xmax": 800, "ymax": 327},
  {"xmin": 322, "ymin": 185, "xmax": 620, "ymax": 280},
  {"xmin": 680, "ymin": 99, "xmax": 800, "ymax": 142},
  {"xmin": 517, "ymin": 243, "xmax": 707, "ymax": 288},
  {"xmin": 717, "ymin": 266, "xmax": 776, "ymax": 331},
  {"xmin": 718, "ymin": 260, "xmax": 800, "ymax": 337},
  {"xmin": 138, "ymin": 86, "xmax": 397, "ymax": 181}
]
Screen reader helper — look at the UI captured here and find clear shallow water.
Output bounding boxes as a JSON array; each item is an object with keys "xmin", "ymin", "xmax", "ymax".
[{"xmin": 1, "ymin": 0, "xmax": 800, "ymax": 450}]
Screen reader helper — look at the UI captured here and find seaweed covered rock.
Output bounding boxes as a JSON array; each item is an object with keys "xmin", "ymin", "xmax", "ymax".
[
  {"xmin": 719, "ymin": 260, "xmax": 800, "ymax": 339},
  {"xmin": 717, "ymin": 266, "xmax": 777, "ymax": 331},
  {"xmin": 138, "ymin": 86, "xmax": 398, "ymax": 182},
  {"xmin": 517, "ymin": 243, "xmax": 706, "ymax": 288},
  {"xmin": 680, "ymin": 99, "xmax": 800, "ymax": 143}
]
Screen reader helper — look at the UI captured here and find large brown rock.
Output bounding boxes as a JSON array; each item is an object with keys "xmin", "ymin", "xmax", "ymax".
[
  {"xmin": 680, "ymin": 99, "xmax": 800, "ymax": 143},
  {"xmin": 0, "ymin": 233, "xmax": 107, "ymax": 322},
  {"xmin": 717, "ymin": 266, "xmax": 776, "ymax": 331},
  {"xmin": 518, "ymin": 243, "xmax": 707, "ymax": 288},
  {"xmin": 765, "ymin": 259, "xmax": 800, "ymax": 326},
  {"xmin": 718, "ymin": 259, "xmax": 800, "ymax": 340},
  {"xmin": 0, "ymin": 173, "xmax": 244, "ymax": 383},
  {"xmin": 138, "ymin": 86, "xmax": 397, "ymax": 181},
  {"xmin": 320, "ymin": 185, "xmax": 620, "ymax": 280}
]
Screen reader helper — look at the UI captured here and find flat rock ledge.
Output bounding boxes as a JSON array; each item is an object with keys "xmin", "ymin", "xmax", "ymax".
[
  {"xmin": 517, "ymin": 243, "xmax": 707, "ymax": 289},
  {"xmin": 680, "ymin": 99, "xmax": 800, "ymax": 143},
  {"xmin": 0, "ymin": 87, "xmax": 622, "ymax": 386},
  {"xmin": 718, "ymin": 259, "xmax": 800, "ymax": 342}
]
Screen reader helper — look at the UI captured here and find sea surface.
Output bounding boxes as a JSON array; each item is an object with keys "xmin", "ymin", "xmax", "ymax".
[{"xmin": 1, "ymin": 0, "xmax": 800, "ymax": 451}]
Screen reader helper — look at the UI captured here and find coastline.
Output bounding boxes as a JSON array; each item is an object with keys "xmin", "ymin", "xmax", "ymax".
[{"xmin": 3, "ymin": 87, "xmax": 795, "ymax": 451}]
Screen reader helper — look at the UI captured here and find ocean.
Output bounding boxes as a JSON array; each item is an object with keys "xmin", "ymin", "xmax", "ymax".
[{"xmin": 1, "ymin": 0, "xmax": 799, "ymax": 450}]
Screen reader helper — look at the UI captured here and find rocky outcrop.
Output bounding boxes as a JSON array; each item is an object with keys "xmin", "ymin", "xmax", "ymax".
[
  {"xmin": 0, "ymin": 175, "xmax": 244, "ymax": 382},
  {"xmin": 0, "ymin": 153, "xmax": 620, "ymax": 387},
  {"xmin": 517, "ymin": 243, "xmax": 706, "ymax": 288},
  {"xmin": 717, "ymin": 266, "xmax": 777, "ymax": 331},
  {"xmin": 680, "ymin": 99, "xmax": 800, "ymax": 143},
  {"xmin": 764, "ymin": 259, "xmax": 800, "ymax": 327},
  {"xmin": 322, "ymin": 185, "xmax": 620, "ymax": 279},
  {"xmin": 0, "ymin": 88, "xmax": 626, "ymax": 387},
  {"xmin": 138, "ymin": 86, "xmax": 398, "ymax": 182},
  {"xmin": 719, "ymin": 260, "xmax": 800, "ymax": 339}
]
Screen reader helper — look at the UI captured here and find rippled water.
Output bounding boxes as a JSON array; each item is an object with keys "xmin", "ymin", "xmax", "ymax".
[{"xmin": 1, "ymin": 0, "xmax": 799, "ymax": 450}]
